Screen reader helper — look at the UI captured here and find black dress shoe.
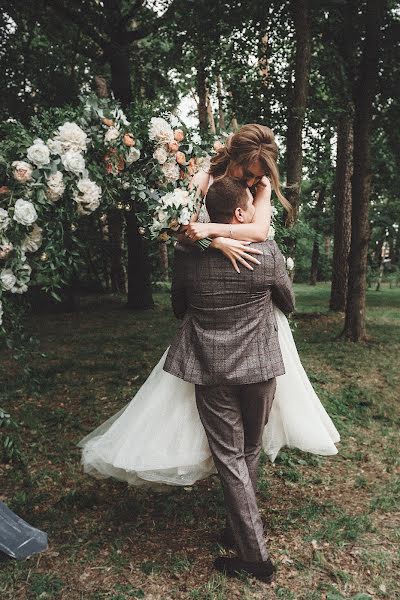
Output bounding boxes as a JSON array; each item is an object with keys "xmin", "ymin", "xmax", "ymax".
[{"xmin": 214, "ymin": 556, "xmax": 276, "ymax": 583}]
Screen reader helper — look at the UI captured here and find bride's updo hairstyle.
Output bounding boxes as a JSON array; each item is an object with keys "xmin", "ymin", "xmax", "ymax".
[{"xmin": 209, "ymin": 123, "xmax": 291, "ymax": 214}]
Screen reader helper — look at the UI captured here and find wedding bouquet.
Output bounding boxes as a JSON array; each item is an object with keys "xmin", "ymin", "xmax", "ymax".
[{"xmin": 148, "ymin": 186, "xmax": 197, "ymax": 241}]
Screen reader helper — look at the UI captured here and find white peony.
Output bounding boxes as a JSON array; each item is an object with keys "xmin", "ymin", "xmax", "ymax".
[
  {"xmin": 286, "ymin": 257, "xmax": 295, "ymax": 271},
  {"xmin": 0, "ymin": 208, "xmax": 10, "ymax": 232},
  {"xmin": 54, "ymin": 122, "xmax": 88, "ymax": 153},
  {"xmin": 126, "ymin": 147, "xmax": 140, "ymax": 165},
  {"xmin": 74, "ymin": 178, "xmax": 101, "ymax": 215},
  {"xmin": 0, "ymin": 268, "xmax": 16, "ymax": 291},
  {"xmin": 26, "ymin": 138, "xmax": 51, "ymax": 167},
  {"xmin": 46, "ymin": 171, "xmax": 65, "ymax": 201},
  {"xmin": 61, "ymin": 150, "xmax": 86, "ymax": 175},
  {"xmin": 153, "ymin": 146, "xmax": 168, "ymax": 165},
  {"xmin": 161, "ymin": 160, "xmax": 180, "ymax": 183},
  {"xmin": 47, "ymin": 138, "xmax": 63, "ymax": 155},
  {"xmin": 104, "ymin": 126, "xmax": 120, "ymax": 143},
  {"xmin": 21, "ymin": 224, "xmax": 43, "ymax": 253},
  {"xmin": 149, "ymin": 117, "xmax": 174, "ymax": 144},
  {"xmin": 13, "ymin": 198, "xmax": 38, "ymax": 226},
  {"xmin": 12, "ymin": 161, "xmax": 33, "ymax": 183},
  {"xmin": 0, "ymin": 299, "xmax": 3, "ymax": 325},
  {"xmin": 178, "ymin": 207, "xmax": 191, "ymax": 225}
]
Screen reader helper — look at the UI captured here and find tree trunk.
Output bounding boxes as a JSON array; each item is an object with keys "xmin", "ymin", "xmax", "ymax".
[
  {"xmin": 159, "ymin": 242, "xmax": 169, "ymax": 281},
  {"xmin": 108, "ymin": 43, "xmax": 132, "ymax": 106},
  {"xmin": 206, "ymin": 90, "xmax": 216, "ymax": 134},
  {"xmin": 107, "ymin": 208, "xmax": 126, "ymax": 293},
  {"xmin": 343, "ymin": 0, "xmax": 386, "ymax": 341},
  {"xmin": 285, "ymin": 0, "xmax": 312, "ymax": 224},
  {"xmin": 216, "ymin": 73, "xmax": 225, "ymax": 130},
  {"xmin": 330, "ymin": 114, "xmax": 353, "ymax": 311},
  {"xmin": 125, "ymin": 211, "xmax": 154, "ymax": 310},
  {"xmin": 197, "ymin": 55, "xmax": 208, "ymax": 132}
]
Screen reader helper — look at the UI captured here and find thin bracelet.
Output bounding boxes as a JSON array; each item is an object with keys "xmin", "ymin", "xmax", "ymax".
[{"xmin": 229, "ymin": 226, "xmax": 234, "ymax": 238}]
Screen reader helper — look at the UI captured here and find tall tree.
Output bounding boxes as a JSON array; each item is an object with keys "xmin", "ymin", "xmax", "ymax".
[{"xmin": 343, "ymin": 0, "xmax": 387, "ymax": 340}]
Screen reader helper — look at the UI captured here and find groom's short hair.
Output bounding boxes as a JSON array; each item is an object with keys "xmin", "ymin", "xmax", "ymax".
[{"xmin": 205, "ymin": 177, "xmax": 249, "ymax": 224}]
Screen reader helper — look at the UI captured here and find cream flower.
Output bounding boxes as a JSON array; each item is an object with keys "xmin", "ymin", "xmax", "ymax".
[
  {"xmin": 126, "ymin": 147, "xmax": 140, "ymax": 165},
  {"xmin": 178, "ymin": 207, "xmax": 191, "ymax": 225},
  {"xmin": 13, "ymin": 199, "xmax": 38, "ymax": 226},
  {"xmin": 47, "ymin": 138, "xmax": 63, "ymax": 155},
  {"xmin": 286, "ymin": 257, "xmax": 295, "ymax": 271},
  {"xmin": 153, "ymin": 147, "xmax": 168, "ymax": 165},
  {"xmin": 0, "ymin": 208, "xmax": 10, "ymax": 232},
  {"xmin": 26, "ymin": 139, "xmax": 51, "ymax": 168},
  {"xmin": 161, "ymin": 160, "xmax": 180, "ymax": 183},
  {"xmin": 0, "ymin": 240, "xmax": 13, "ymax": 260},
  {"xmin": 46, "ymin": 171, "xmax": 65, "ymax": 201},
  {"xmin": 0, "ymin": 268, "xmax": 16, "ymax": 291},
  {"xmin": 74, "ymin": 178, "xmax": 101, "ymax": 215},
  {"xmin": 12, "ymin": 161, "xmax": 33, "ymax": 183},
  {"xmin": 11, "ymin": 263, "xmax": 32, "ymax": 294},
  {"xmin": 149, "ymin": 117, "xmax": 174, "ymax": 144},
  {"xmin": 104, "ymin": 126, "xmax": 120, "ymax": 143},
  {"xmin": 22, "ymin": 224, "xmax": 43, "ymax": 253},
  {"xmin": 54, "ymin": 122, "xmax": 88, "ymax": 153},
  {"xmin": 61, "ymin": 150, "xmax": 86, "ymax": 175}
]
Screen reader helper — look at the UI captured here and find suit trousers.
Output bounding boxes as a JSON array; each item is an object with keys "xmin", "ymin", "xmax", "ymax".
[{"xmin": 195, "ymin": 379, "xmax": 276, "ymax": 563}]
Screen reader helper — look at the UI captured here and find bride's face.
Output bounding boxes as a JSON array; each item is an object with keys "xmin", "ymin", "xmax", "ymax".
[{"xmin": 230, "ymin": 160, "xmax": 264, "ymax": 188}]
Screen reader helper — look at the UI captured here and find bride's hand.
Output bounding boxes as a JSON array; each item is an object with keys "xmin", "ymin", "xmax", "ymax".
[
  {"xmin": 212, "ymin": 237, "xmax": 262, "ymax": 273},
  {"xmin": 183, "ymin": 222, "xmax": 212, "ymax": 241}
]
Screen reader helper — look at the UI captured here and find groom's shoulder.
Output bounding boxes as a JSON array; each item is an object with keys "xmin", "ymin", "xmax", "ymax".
[{"xmin": 251, "ymin": 240, "xmax": 278, "ymax": 255}]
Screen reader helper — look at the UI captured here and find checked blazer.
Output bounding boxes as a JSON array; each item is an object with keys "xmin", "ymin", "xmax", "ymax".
[{"xmin": 163, "ymin": 240, "xmax": 295, "ymax": 386}]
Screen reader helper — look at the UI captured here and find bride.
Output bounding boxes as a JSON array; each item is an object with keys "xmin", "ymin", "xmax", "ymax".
[{"xmin": 79, "ymin": 124, "xmax": 340, "ymax": 487}]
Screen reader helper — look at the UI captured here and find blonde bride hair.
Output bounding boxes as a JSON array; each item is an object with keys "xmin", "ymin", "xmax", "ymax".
[{"xmin": 209, "ymin": 123, "xmax": 291, "ymax": 214}]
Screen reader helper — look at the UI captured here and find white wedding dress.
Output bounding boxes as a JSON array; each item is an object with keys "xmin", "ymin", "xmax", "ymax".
[{"xmin": 79, "ymin": 307, "xmax": 340, "ymax": 488}]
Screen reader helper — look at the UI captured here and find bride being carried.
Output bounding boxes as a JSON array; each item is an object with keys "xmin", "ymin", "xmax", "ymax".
[{"xmin": 79, "ymin": 123, "xmax": 340, "ymax": 489}]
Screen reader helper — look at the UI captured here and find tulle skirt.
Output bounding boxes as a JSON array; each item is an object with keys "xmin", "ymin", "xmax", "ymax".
[{"xmin": 79, "ymin": 308, "xmax": 340, "ymax": 487}]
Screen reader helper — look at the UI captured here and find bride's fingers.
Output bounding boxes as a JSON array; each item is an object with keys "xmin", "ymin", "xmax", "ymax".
[
  {"xmin": 241, "ymin": 252, "xmax": 261, "ymax": 265},
  {"xmin": 237, "ymin": 256, "xmax": 254, "ymax": 271},
  {"xmin": 238, "ymin": 244, "xmax": 263, "ymax": 255},
  {"xmin": 230, "ymin": 257, "xmax": 240, "ymax": 274}
]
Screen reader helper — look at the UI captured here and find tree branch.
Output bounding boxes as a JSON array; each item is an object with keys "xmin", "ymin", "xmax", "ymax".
[{"xmin": 43, "ymin": 0, "xmax": 109, "ymax": 50}]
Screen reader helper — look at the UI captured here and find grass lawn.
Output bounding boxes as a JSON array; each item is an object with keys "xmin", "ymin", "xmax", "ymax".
[{"xmin": 0, "ymin": 283, "xmax": 399, "ymax": 599}]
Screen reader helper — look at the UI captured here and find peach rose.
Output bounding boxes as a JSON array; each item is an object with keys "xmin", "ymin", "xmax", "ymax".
[
  {"xmin": 174, "ymin": 129, "xmax": 185, "ymax": 142},
  {"xmin": 12, "ymin": 161, "xmax": 33, "ymax": 183},
  {"xmin": 168, "ymin": 140, "xmax": 180, "ymax": 153},
  {"xmin": 213, "ymin": 140, "xmax": 224, "ymax": 151},
  {"xmin": 102, "ymin": 117, "xmax": 115, "ymax": 127},
  {"xmin": 188, "ymin": 157, "xmax": 197, "ymax": 176},
  {"xmin": 175, "ymin": 151, "xmax": 186, "ymax": 165},
  {"xmin": 123, "ymin": 133, "xmax": 136, "ymax": 147},
  {"xmin": 0, "ymin": 186, "xmax": 10, "ymax": 195}
]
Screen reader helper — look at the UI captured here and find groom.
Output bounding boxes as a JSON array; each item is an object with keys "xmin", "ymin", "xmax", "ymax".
[{"xmin": 164, "ymin": 176, "xmax": 295, "ymax": 582}]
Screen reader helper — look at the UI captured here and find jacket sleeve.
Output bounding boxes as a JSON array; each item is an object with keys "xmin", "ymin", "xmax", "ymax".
[
  {"xmin": 271, "ymin": 243, "xmax": 295, "ymax": 314},
  {"xmin": 171, "ymin": 247, "xmax": 188, "ymax": 320}
]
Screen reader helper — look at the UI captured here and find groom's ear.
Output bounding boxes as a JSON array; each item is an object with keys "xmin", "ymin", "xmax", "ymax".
[{"xmin": 234, "ymin": 206, "xmax": 245, "ymax": 223}]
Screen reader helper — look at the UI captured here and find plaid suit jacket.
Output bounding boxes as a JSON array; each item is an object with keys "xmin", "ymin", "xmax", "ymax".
[{"xmin": 163, "ymin": 240, "xmax": 295, "ymax": 385}]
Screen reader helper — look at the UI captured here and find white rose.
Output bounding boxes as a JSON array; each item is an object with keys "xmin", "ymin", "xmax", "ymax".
[
  {"xmin": 268, "ymin": 225, "xmax": 275, "ymax": 240},
  {"xmin": 178, "ymin": 207, "xmax": 191, "ymax": 225},
  {"xmin": 13, "ymin": 198, "xmax": 38, "ymax": 226},
  {"xmin": 12, "ymin": 161, "xmax": 33, "ymax": 183},
  {"xmin": 149, "ymin": 117, "xmax": 174, "ymax": 144},
  {"xmin": 104, "ymin": 126, "xmax": 120, "ymax": 143},
  {"xmin": 11, "ymin": 263, "xmax": 32, "ymax": 294},
  {"xmin": 47, "ymin": 138, "xmax": 63, "ymax": 155},
  {"xmin": 61, "ymin": 150, "xmax": 86, "ymax": 175},
  {"xmin": 126, "ymin": 147, "xmax": 140, "ymax": 164},
  {"xmin": 153, "ymin": 147, "xmax": 168, "ymax": 165},
  {"xmin": 74, "ymin": 178, "xmax": 101, "ymax": 215},
  {"xmin": 161, "ymin": 160, "xmax": 180, "ymax": 183},
  {"xmin": 286, "ymin": 257, "xmax": 295, "ymax": 271},
  {"xmin": 54, "ymin": 122, "xmax": 88, "ymax": 153},
  {"xmin": 0, "ymin": 239, "xmax": 13, "ymax": 260},
  {"xmin": 21, "ymin": 224, "xmax": 43, "ymax": 253},
  {"xmin": 172, "ymin": 189, "xmax": 190, "ymax": 208},
  {"xmin": 0, "ymin": 300, "xmax": 3, "ymax": 326},
  {"xmin": 46, "ymin": 171, "xmax": 65, "ymax": 201},
  {"xmin": 0, "ymin": 208, "xmax": 10, "ymax": 232},
  {"xmin": 0, "ymin": 268, "xmax": 16, "ymax": 291},
  {"xmin": 26, "ymin": 138, "xmax": 51, "ymax": 167}
]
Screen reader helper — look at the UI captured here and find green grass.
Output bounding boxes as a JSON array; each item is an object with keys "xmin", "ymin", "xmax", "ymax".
[{"xmin": 0, "ymin": 283, "xmax": 399, "ymax": 599}]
